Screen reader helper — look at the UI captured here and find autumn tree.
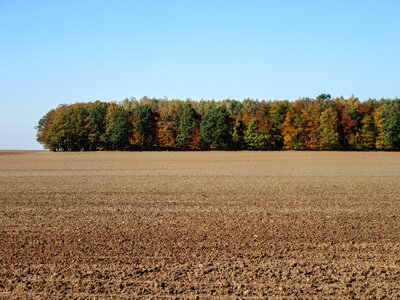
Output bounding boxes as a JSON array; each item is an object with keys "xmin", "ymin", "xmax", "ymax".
[
  {"xmin": 156, "ymin": 101, "xmax": 181, "ymax": 149},
  {"xmin": 232, "ymin": 117, "xmax": 244, "ymax": 149},
  {"xmin": 374, "ymin": 106, "xmax": 386, "ymax": 150},
  {"xmin": 320, "ymin": 107, "xmax": 340, "ymax": 150},
  {"xmin": 43, "ymin": 104, "xmax": 90, "ymax": 151},
  {"xmin": 244, "ymin": 118, "xmax": 273, "ymax": 150},
  {"xmin": 357, "ymin": 115, "xmax": 376, "ymax": 150},
  {"xmin": 36, "ymin": 109, "xmax": 56, "ymax": 150},
  {"xmin": 36, "ymin": 96, "xmax": 397, "ymax": 152}
]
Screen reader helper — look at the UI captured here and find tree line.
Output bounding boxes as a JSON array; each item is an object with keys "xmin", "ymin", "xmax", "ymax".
[{"xmin": 36, "ymin": 95, "xmax": 400, "ymax": 151}]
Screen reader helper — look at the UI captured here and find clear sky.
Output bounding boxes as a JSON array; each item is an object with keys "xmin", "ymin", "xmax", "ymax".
[{"xmin": 1, "ymin": 0, "xmax": 399, "ymax": 149}]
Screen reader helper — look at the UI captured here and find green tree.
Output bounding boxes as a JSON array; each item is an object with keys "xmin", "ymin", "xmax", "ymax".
[
  {"xmin": 381, "ymin": 99, "xmax": 400, "ymax": 150},
  {"xmin": 70, "ymin": 104, "xmax": 90, "ymax": 151},
  {"xmin": 200, "ymin": 106, "xmax": 233, "ymax": 149},
  {"xmin": 268, "ymin": 101, "xmax": 288, "ymax": 150},
  {"xmin": 86, "ymin": 101, "xmax": 108, "ymax": 150},
  {"xmin": 106, "ymin": 105, "xmax": 131, "ymax": 150},
  {"xmin": 176, "ymin": 103, "xmax": 198, "ymax": 149},
  {"xmin": 316, "ymin": 93, "xmax": 332, "ymax": 101},
  {"xmin": 133, "ymin": 105, "xmax": 156, "ymax": 149}
]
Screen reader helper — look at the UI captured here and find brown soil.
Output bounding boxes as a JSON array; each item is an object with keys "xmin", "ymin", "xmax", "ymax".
[{"xmin": 1, "ymin": 151, "xmax": 400, "ymax": 299}]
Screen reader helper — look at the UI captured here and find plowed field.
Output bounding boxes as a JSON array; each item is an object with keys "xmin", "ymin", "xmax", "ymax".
[{"xmin": 1, "ymin": 151, "xmax": 400, "ymax": 299}]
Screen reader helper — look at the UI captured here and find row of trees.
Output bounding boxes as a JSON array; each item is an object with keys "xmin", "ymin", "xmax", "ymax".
[{"xmin": 36, "ymin": 95, "xmax": 400, "ymax": 151}]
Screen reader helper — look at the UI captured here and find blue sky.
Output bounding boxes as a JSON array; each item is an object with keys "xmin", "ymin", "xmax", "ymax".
[{"xmin": 1, "ymin": 0, "xmax": 399, "ymax": 149}]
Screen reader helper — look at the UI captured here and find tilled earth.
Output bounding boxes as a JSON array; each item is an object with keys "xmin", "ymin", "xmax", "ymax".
[{"xmin": 1, "ymin": 151, "xmax": 400, "ymax": 299}]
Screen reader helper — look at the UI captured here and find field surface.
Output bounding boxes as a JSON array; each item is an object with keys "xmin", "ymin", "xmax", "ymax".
[{"xmin": 1, "ymin": 151, "xmax": 400, "ymax": 299}]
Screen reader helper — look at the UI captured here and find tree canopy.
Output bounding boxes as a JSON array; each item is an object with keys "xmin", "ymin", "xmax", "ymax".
[{"xmin": 36, "ymin": 96, "xmax": 400, "ymax": 151}]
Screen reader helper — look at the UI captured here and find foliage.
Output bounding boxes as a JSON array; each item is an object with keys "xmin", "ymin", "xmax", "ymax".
[
  {"xmin": 244, "ymin": 119, "xmax": 273, "ymax": 150},
  {"xmin": 381, "ymin": 99, "xmax": 400, "ymax": 150},
  {"xmin": 176, "ymin": 103, "xmax": 199, "ymax": 149},
  {"xmin": 36, "ymin": 96, "xmax": 400, "ymax": 151},
  {"xmin": 106, "ymin": 105, "xmax": 131, "ymax": 150},
  {"xmin": 131, "ymin": 105, "xmax": 156, "ymax": 149},
  {"xmin": 200, "ymin": 106, "xmax": 233, "ymax": 149},
  {"xmin": 86, "ymin": 101, "xmax": 108, "ymax": 150},
  {"xmin": 320, "ymin": 107, "xmax": 340, "ymax": 150}
]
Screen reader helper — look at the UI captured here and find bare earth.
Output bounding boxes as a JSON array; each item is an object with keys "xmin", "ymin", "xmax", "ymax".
[{"xmin": 1, "ymin": 151, "xmax": 400, "ymax": 299}]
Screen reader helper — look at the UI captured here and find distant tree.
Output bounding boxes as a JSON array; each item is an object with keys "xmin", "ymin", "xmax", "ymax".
[
  {"xmin": 374, "ymin": 106, "xmax": 387, "ymax": 150},
  {"xmin": 224, "ymin": 99, "xmax": 243, "ymax": 119},
  {"xmin": 157, "ymin": 101, "xmax": 181, "ymax": 149},
  {"xmin": 357, "ymin": 114, "xmax": 376, "ymax": 150},
  {"xmin": 35, "ymin": 97, "xmax": 400, "ymax": 152},
  {"xmin": 381, "ymin": 99, "xmax": 400, "ymax": 150},
  {"xmin": 36, "ymin": 109, "xmax": 56, "ymax": 150},
  {"xmin": 232, "ymin": 117, "xmax": 244, "ymax": 149},
  {"xmin": 281, "ymin": 105, "xmax": 299, "ymax": 150},
  {"xmin": 340, "ymin": 98, "xmax": 362, "ymax": 150},
  {"xmin": 176, "ymin": 103, "xmax": 198, "ymax": 149},
  {"xmin": 316, "ymin": 93, "xmax": 332, "ymax": 101},
  {"xmin": 45, "ymin": 105, "xmax": 71, "ymax": 151},
  {"xmin": 106, "ymin": 105, "xmax": 131, "ymax": 150},
  {"xmin": 241, "ymin": 98, "xmax": 259, "ymax": 125},
  {"xmin": 131, "ymin": 105, "xmax": 156, "ymax": 149},
  {"xmin": 70, "ymin": 104, "xmax": 90, "ymax": 151},
  {"xmin": 244, "ymin": 119, "xmax": 273, "ymax": 150},
  {"xmin": 320, "ymin": 107, "xmax": 340, "ymax": 150},
  {"xmin": 281, "ymin": 100, "xmax": 322, "ymax": 150},
  {"xmin": 200, "ymin": 106, "xmax": 233, "ymax": 149},
  {"xmin": 45, "ymin": 104, "xmax": 89, "ymax": 151},
  {"xmin": 265, "ymin": 101, "xmax": 288, "ymax": 150},
  {"xmin": 86, "ymin": 101, "xmax": 108, "ymax": 150}
]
